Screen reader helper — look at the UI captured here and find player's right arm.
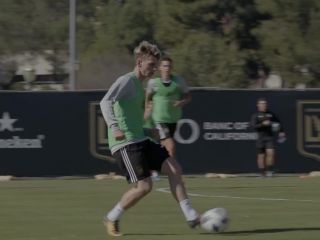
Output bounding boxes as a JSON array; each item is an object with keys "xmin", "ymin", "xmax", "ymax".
[
  {"xmin": 250, "ymin": 113, "xmax": 269, "ymax": 130},
  {"xmin": 100, "ymin": 75, "xmax": 134, "ymax": 140}
]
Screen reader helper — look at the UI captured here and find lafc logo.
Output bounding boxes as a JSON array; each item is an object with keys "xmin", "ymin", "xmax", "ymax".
[
  {"xmin": 297, "ymin": 101, "xmax": 320, "ymax": 161},
  {"xmin": 89, "ymin": 102, "xmax": 115, "ymax": 162},
  {"xmin": 136, "ymin": 166, "xmax": 144, "ymax": 176}
]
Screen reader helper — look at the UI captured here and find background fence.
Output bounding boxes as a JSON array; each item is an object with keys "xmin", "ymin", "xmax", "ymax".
[{"xmin": 1, "ymin": 89, "xmax": 320, "ymax": 177}]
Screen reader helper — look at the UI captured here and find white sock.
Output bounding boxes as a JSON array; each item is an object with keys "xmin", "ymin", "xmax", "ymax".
[
  {"xmin": 179, "ymin": 199, "xmax": 199, "ymax": 221},
  {"xmin": 152, "ymin": 171, "xmax": 159, "ymax": 177},
  {"xmin": 106, "ymin": 203, "xmax": 125, "ymax": 221}
]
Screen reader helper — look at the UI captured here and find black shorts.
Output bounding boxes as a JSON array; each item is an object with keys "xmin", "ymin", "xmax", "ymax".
[
  {"xmin": 256, "ymin": 139, "xmax": 274, "ymax": 154},
  {"xmin": 155, "ymin": 123, "xmax": 177, "ymax": 140},
  {"xmin": 113, "ymin": 140, "xmax": 170, "ymax": 184}
]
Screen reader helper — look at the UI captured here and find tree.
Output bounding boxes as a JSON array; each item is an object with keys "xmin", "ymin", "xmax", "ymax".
[
  {"xmin": 1, "ymin": 0, "xmax": 318, "ymax": 89},
  {"xmin": 0, "ymin": 58, "xmax": 17, "ymax": 90},
  {"xmin": 153, "ymin": 0, "xmax": 267, "ymax": 87},
  {"xmin": 0, "ymin": 0, "xmax": 97, "ymax": 89},
  {"xmin": 253, "ymin": 0, "xmax": 320, "ymax": 87}
]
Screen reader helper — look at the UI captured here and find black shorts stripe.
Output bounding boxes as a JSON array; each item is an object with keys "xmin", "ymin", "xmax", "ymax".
[{"xmin": 120, "ymin": 148, "xmax": 137, "ymax": 183}]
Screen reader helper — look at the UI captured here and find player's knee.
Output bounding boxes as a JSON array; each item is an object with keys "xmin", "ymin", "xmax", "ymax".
[
  {"xmin": 136, "ymin": 180, "xmax": 153, "ymax": 196},
  {"xmin": 175, "ymin": 166, "xmax": 182, "ymax": 178},
  {"xmin": 139, "ymin": 185, "xmax": 152, "ymax": 196},
  {"xmin": 161, "ymin": 157, "xmax": 182, "ymax": 177},
  {"xmin": 169, "ymin": 160, "xmax": 182, "ymax": 177},
  {"xmin": 266, "ymin": 149, "xmax": 275, "ymax": 156}
]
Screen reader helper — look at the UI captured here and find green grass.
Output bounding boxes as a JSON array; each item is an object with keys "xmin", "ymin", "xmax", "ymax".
[{"xmin": 0, "ymin": 177, "xmax": 320, "ymax": 240}]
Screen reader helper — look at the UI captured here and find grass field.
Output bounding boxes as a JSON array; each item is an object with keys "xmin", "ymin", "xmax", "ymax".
[{"xmin": 1, "ymin": 177, "xmax": 320, "ymax": 240}]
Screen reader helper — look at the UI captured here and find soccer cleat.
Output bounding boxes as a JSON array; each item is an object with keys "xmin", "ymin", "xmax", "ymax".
[
  {"xmin": 259, "ymin": 172, "xmax": 266, "ymax": 178},
  {"xmin": 103, "ymin": 218, "xmax": 123, "ymax": 237},
  {"xmin": 152, "ymin": 175, "xmax": 161, "ymax": 181},
  {"xmin": 266, "ymin": 171, "xmax": 274, "ymax": 178},
  {"xmin": 188, "ymin": 215, "xmax": 201, "ymax": 229}
]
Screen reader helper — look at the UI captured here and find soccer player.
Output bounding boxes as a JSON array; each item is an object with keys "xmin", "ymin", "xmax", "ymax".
[
  {"xmin": 100, "ymin": 41, "xmax": 200, "ymax": 237},
  {"xmin": 144, "ymin": 56, "xmax": 191, "ymax": 181},
  {"xmin": 250, "ymin": 98, "xmax": 285, "ymax": 177}
]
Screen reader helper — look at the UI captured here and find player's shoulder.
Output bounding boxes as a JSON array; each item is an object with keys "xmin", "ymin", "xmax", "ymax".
[
  {"xmin": 175, "ymin": 75, "xmax": 186, "ymax": 83},
  {"xmin": 116, "ymin": 73, "xmax": 133, "ymax": 82},
  {"xmin": 114, "ymin": 73, "xmax": 135, "ymax": 85},
  {"xmin": 148, "ymin": 78, "xmax": 157, "ymax": 83}
]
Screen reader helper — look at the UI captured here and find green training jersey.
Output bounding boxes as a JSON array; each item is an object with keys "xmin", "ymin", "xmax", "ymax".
[
  {"xmin": 108, "ymin": 72, "xmax": 146, "ymax": 150},
  {"xmin": 151, "ymin": 76, "xmax": 182, "ymax": 123}
]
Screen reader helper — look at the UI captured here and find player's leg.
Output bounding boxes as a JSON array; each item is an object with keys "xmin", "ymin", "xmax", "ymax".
[
  {"xmin": 160, "ymin": 138, "xmax": 176, "ymax": 158},
  {"xmin": 148, "ymin": 141, "xmax": 200, "ymax": 228},
  {"xmin": 256, "ymin": 140, "xmax": 266, "ymax": 177},
  {"xmin": 265, "ymin": 140, "xmax": 275, "ymax": 177},
  {"xmin": 156, "ymin": 123, "xmax": 186, "ymax": 183},
  {"xmin": 162, "ymin": 158, "xmax": 200, "ymax": 227},
  {"xmin": 157, "ymin": 123, "xmax": 177, "ymax": 158},
  {"xmin": 117, "ymin": 177, "xmax": 153, "ymax": 209},
  {"xmin": 258, "ymin": 154, "xmax": 266, "ymax": 177},
  {"xmin": 105, "ymin": 178, "xmax": 152, "ymax": 236},
  {"xmin": 104, "ymin": 142, "xmax": 152, "ymax": 236},
  {"xmin": 150, "ymin": 122, "xmax": 173, "ymax": 182}
]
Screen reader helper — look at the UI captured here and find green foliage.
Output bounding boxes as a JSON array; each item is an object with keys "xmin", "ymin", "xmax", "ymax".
[
  {"xmin": 253, "ymin": 0, "xmax": 320, "ymax": 87},
  {"xmin": 0, "ymin": 0, "xmax": 319, "ymax": 88}
]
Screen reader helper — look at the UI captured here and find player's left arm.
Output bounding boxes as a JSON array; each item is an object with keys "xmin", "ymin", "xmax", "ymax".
[{"xmin": 174, "ymin": 77, "xmax": 191, "ymax": 107}]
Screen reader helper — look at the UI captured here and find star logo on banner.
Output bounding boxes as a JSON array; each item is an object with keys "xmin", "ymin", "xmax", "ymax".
[{"xmin": 0, "ymin": 112, "xmax": 18, "ymax": 132}]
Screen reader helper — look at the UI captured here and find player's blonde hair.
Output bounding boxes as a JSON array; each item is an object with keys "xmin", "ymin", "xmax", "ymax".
[{"xmin": 134, "ymin": 41, "xmax": 162, "ymax": 61}]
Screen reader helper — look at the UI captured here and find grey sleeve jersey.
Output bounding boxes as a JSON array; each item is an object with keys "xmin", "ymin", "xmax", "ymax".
[
  {"xmin": 177, "ymin": 76, "xmax": 190, "ymax": 94},
  {"xmin": 146, "ymin": 78, "xmax": 157, "ymax": 94},
  {"xmin": 146, "ymin": 76, "xmax": 190, "ymax": 94},
  {"xmin": 100, "ymin": 75, "xmax": 137, "ymax": 131}
]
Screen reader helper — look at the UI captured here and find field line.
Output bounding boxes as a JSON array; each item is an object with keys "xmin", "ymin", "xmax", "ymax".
[{"xmin": 156, "ymin": 188, "xmax": 320, "ymax": 203}]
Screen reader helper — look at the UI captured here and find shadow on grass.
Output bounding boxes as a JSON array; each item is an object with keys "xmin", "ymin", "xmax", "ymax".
[
  {"xmin": 124, "ymin": 233, "xmax": 184, "ymax": 236},
  {"xmin": 0, "ymin": 187, "xmax": 57, "ymax": 189}
]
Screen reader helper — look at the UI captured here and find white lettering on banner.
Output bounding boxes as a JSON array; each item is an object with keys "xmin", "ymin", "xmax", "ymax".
[
  {"xmin": 203, "ymin": 122, "xmax": 233, "ymax": 130},
  {"xmin": 175, "ymin": 119, "xmax": 257, "ymax": 144},
  {"xmin": 0, "ymin": 112, "xmax": 45, "ymax": 149},
  {"xmin": 203, "ymin": 122, "xmax": 249, "ymax": 130},
  {"xmin": 204, "ymin": 132, "xmax": 257, "ymax": 140},
  {"xmin": 0, "ymin": 136, "xmax": 45, "ymax": 148}
]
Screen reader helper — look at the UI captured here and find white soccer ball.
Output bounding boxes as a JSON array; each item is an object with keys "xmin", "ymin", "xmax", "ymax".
[
  {"xmin": 200, "ymin": 208, "xmax": 229, "ymax": 233},
  {"xmin": 271, "ymin": 122, "xmax": 281, "ymax": 132}
]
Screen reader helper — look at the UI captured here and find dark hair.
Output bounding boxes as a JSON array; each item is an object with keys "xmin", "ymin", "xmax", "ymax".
[
  {"xmin": 161, "ymin": 55, "xmax": 172, "ymax": 62},
  {"xmin": 257, "ymin": 98, "xmax": 267, "ymax": 103}
]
